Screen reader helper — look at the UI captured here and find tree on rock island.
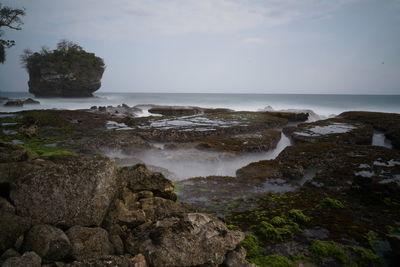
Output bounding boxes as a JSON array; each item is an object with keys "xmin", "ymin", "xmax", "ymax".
[
  {"xmin": 0, "ymin": 3, "xmax": 25, "ymax": 63},
  {"xmin": 21, "ymin": 40, "xmax": 105, "ymax": 97}
]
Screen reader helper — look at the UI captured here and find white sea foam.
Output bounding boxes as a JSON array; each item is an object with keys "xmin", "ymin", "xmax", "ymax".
[
  {"xmin": 294, "ymin": 123, "xmax": 356, "ymax": 137},
  {"xmin": 372, "ymin": 131, "xmax": 392, "ymax": 148},
  {"xmin": 2, "ymin": 92, "xmax": 400, "ymax": 117},
  {"xmin": 354, "ymin": 170, "xmax": 375, "ymax": 178},
  {"xmin": 373, "ymin": 160, "xmax": 400, "ymax": 167},
  {"xmin": 106, "ymin": 133, "xmax": 291, "ymax": 181}
]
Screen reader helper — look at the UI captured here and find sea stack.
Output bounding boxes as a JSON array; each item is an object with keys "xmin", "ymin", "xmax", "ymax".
[{"xmin": 21, "ymin": 40, "xmax": 105, "ymax": 97}]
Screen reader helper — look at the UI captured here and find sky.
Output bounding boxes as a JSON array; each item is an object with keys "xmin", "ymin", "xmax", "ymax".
[{"xmin": 0, "ymin": 0, "xmax": 400, "ymax": 94}]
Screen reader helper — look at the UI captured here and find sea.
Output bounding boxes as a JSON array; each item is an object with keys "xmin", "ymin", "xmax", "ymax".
[{"xmin": 1, "ymin": 92, "xmax": 400, "ymax": 117}]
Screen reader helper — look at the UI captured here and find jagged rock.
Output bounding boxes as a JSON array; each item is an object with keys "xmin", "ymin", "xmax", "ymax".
[
  {"xmin": 0, "ymin": 212, "xmax": 31, "ymax": 252},
  {"xmin": 139, "ymin": 197, "xmax": 193, "ymax": 221},
  {"xmin": 106, "ymin": 198, "xmax": 146, "ymax": 228},
  {"xmin": 103, "ymin": 187, "xmax": 193, "ymax": 236},
  {"xmin": 0, "ymin": 197, "xmax": 15, "ymax": 214},
  {"xmin": 223, "ymin": 246, "xmax": 257, "ymax": 267},
  {"xmin": 66, "ymin": 226, "xmax": 113, "ymax": 261},
  {"xmin": 117, "ymin": 164, "xmax": 176, "ymax": 200},
  {"xmin": 22, "ymin": 224, "xmax": 71, "ymax": 261},
  {"xmin": 126, "ymin": 213, "xmax": 245, "ymax": 267},
  {"xmin": 67, "ymin": 254, "xmax": 148, "ymax": 267},
  {"xmin": 2, "ymin": 251, "xmax": 41, "ymax": 267},
  {"xmin": 10, "ymin": 155, "xmax": 118, "ymax": 227}
]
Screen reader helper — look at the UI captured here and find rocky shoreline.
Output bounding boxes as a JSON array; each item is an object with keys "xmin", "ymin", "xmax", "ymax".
[{"xmin": 0, "ymin": 105, "xmax": 399, "ymax": 266}]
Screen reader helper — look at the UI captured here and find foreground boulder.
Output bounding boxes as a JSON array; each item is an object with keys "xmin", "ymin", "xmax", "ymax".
[
  {"xmin": 2, "ymin": 251, "xmax": 41, "ymax": 267},
  {"xmin": 67, "ymin": 254, "xmax": 148, "ymax": 267},
  {"xmin": 126, "ymin": 213, "xmax": 245, "ymax": 266},
  {"xmin": 22, "ymin": 40, "xmax": 105, "ymax": 97},
  {"xmin": 66, "ymin": 226, "xmax": 113, "ymax": 261},
  {"xmin": 22, "ymin": 224, "xmax": 71, "ymax": 261},
  {"xmin": 0, "ymin": 212, "xmax": 31, "ymax": 253},
  {"xmin": 10, "ymin": 155, "xmax": 118, "ymax": 227}
]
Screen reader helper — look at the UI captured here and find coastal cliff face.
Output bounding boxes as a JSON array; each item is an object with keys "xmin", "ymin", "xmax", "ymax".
[{"xmin": 22, "ymin": 41, "xmax": 105, "ymax": 97}]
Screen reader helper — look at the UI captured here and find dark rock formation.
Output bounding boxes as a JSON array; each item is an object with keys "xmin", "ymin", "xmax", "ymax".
[
  {"xmin": 339, "ymin": 111, "xmax": 400, "ymax": 149},
  {"xmin": 22, "ymin": 224, "xmax": 71, "ymax": 261},
  {"xmin": 288, "ymin": 118, "xmax": 373, "ymax": 145},
  {"xmin": 148, "ymin": 105, "xmax": 233, "ymax": 116},
  {"xmin": 3, "ymin": 98, "xmax": 40, "ymax": 107},
  {"xmin": 126, "ymin": 213, "xmax": 245, "ymax": 267},
  {"xmin": 2, "ymin": 251, "xmax": 41, "ymax": 267},
  {"xmin": 265, "ymin": 111, "xmax": 309, "ymax": 122},
  {"xmin": 3, "ymin": 100, "xmax": 23, "ymax": 107},
  {"xmin": 10, "ymin": 155, "xmax": 118, "ymax": 227},
  {"xmin": 22, "ymin": 40, "xmax": 105, "ymax": 97},
  {"xmin": 66, "ymin": 226, "xmax": 113, "ymax": 261},
  {"xmin": 0, "ymin": 212, "xmax": 31, "ymax": 253},
  {"xmin": 196, "ymin": 130, "xmax": 282, "ymax": 154},
  {"xmin": 67, "ymin": 254, "xmax": 148, "ymax": 267}
]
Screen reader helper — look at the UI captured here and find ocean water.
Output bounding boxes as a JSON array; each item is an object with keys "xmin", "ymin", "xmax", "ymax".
[{"xmin": 1, "ymin": 92, "xmax": 400, "ymax": 116}]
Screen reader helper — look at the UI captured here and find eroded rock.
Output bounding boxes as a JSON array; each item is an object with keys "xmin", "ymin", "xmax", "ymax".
[{"xmin": 126, "ymin": 213, "xmax": 245, "ymax": 267}]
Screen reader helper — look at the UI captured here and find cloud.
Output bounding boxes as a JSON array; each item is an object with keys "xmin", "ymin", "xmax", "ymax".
[
  {"xmin": 22, "ymin": 0, "xmax": 359, "ymax": 40},
  {"xmin": 241, "ymin": 37, "xmax": 279, "ymax": 46}
]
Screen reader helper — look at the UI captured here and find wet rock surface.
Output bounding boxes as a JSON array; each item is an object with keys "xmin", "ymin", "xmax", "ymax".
[
  {"xmin": 148, "ymin": 105, "xmax": 233, "ymax": 116},
  {"xmin": 1, "ymin": 107, "xmax": 400, "ymax": 266},
  {"xmin": 340, "ymin": 111, "xmax": 400, "ymax": 149},
  {"xmin": 288, "ymin": 118, "xmax": 373, "ymax": 145}
]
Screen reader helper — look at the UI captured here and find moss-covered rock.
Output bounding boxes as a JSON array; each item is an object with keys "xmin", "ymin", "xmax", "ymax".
[
  {"xmin": 196, "ymin": 130, "xmax": 282, "ymax": 154},
  {"xmin": 289, "ymin": 118, "xmax": 373, "ymax": 145},
  {"xmin": 339, "ymin": 111, "xmax": 400, "ymax": 149},
  {"xmin": 265, "ymin": 111, "xmax": 309, "ymax": 122}
]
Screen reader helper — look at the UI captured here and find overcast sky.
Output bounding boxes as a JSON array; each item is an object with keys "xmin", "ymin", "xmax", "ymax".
[{"xmin": 0, "ymin": 0, "xmax": 400, "ymax": 94}]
